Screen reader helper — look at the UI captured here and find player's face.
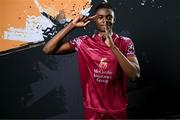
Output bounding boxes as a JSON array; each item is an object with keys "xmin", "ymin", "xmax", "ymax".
[{"xmin": 95, "ymin": 8, "xmax": 115, "ymax": 32}]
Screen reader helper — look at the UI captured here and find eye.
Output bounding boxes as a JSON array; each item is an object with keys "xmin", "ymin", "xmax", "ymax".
[
  {"xmin": 106, "ymin": 15, "xmax": 112, "ymax": 20},
  {"xmin": 98, "ymin": 15, "xmax": 103, "ymax": 19}
]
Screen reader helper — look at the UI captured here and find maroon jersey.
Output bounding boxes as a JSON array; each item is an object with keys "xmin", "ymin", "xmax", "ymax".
[{"xmin": 69, "ymin": 33, "xmax": 136, "ymax": 113}]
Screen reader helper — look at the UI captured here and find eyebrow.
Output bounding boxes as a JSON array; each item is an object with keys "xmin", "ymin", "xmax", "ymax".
[
  {"xmin": 97, "ymin": 14, "xmax": 112, "ymax": 16},
  {"xmin": 106, "ymin": 15, "xmax": 112, "ymax": 17},
  {"xmin": 97, "ymin": 14, "xmax": 113, "ymax": 17}
]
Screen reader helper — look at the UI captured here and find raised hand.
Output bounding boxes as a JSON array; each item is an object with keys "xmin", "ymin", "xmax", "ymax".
[
  {"xmin": 71, "ymin": 14, "xmax": 97, "ymax": 28},
  {"xmin": 103, "ymin": 25, "xmax": 115, "ymax": 48}
]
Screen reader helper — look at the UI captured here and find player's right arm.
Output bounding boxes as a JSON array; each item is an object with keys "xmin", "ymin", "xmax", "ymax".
[{"xmin": 42, "ymin": 15, "xmax": 96, "ymax": 55}]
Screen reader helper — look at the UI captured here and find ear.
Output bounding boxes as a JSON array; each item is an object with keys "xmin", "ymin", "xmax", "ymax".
[{"xmin": 113, "ymin": 16, "xmax": 116, "ymax": 23}]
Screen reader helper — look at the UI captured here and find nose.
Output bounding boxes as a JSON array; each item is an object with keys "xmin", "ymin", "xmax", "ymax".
[
  {"xmin": 102, "ymin": 19, "xmax": 111, "ymax": 26},
  {"xmin": 102, "ymin": 17, "xmax": 107, "ymax": 25}
]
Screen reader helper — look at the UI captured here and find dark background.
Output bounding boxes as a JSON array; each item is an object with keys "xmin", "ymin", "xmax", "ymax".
[{"xmin": 0, "ymin": 0, "xmax": 180, "ymax": 119}]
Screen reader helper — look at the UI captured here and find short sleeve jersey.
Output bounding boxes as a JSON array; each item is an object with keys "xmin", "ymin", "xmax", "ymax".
[{"xmin": 69, "ymin": 33, "xmax": 136, "ymax": 113}]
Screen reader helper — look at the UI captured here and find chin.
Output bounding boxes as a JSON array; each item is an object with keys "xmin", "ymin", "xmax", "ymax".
[
  {"xmin": 100, "ymin": 30, "xmax": 105, "ymax": 32},
  {"xmin": 96, "ymin": 26, "xmax": 105, "ymax": 32},
  {"xmin": 98, "ymin": 28, "xmax": 105, "ymax": 32}
]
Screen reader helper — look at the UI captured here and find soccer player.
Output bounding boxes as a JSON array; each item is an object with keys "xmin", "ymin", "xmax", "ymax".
[{"xmin": 43, "ymin": 3, "xmax": 140, "ymax": 119}]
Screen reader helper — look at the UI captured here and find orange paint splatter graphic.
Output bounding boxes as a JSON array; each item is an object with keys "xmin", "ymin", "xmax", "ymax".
[{"xmin": 0, "ymin": 0, "xmax": 92, "ymax": 54}]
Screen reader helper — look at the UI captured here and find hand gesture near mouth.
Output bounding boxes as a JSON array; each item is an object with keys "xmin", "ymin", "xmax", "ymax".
[{"xmin": 102, "ymin": 25, "xmax": 115, "ymax": 48}]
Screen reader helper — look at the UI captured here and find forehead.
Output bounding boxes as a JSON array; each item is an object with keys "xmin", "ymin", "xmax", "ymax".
[{"xmin": 96, "ymin": 8, "xmax": 114, "ymax": 16}]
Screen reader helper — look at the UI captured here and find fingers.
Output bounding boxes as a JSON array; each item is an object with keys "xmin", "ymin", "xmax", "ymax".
[
  {"xmin": 82, "ymin": 16, "xmax": 88, "ymax": 22},
  {"xmin": 84, "ymin": 20, "xmax": 91, "ymax": 26},
  {"xmin": 79, "ymin": 14, "xmax": 97, "ymax": 22},
  {"xmin": 74, "ymin": 14, "xmax": 96, "ymax": 27},
  {"xmin": 102, "ymin": 35, "xmax": 107, "ymax": 41},
  {"xmin": 82, "ymin": 15, "xmax": 95, "ymax": 25},
  {"xmin": 78, "ymin": 15, "xmax": 88, "ymax": 23},
  {"xmin": 105, "ymin": 22, "xmax": 111, "ymax": 34},
  {"xmin": 88, "ymin": 15, "xmax": 97, "ymax": 21},
  {"xmin": 79, "ymin": 14, "xmax": 84, "ymax": 19},
  {"xmin": 83, "ymin": 15, "xmax": 97, "ymax": 26},
  {"xmin": 78, "ymin": 14, "xmax": 87, "ymax": 22},
  {"xmin": 105, "ymin": 25, "xmax": 109, "ymax": 34}
]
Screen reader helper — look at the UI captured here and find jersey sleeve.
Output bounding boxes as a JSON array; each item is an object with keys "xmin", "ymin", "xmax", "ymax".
[
  {"xmin": 124, "ymin": 37, "xmax": 136, "ymax": 57},
  {"xmin": 68, "ymin": 36, "xmax": 84, "ymax": 51}
]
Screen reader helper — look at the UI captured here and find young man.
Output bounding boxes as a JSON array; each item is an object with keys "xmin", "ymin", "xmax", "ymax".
[{"xmin": 43, "ymin": 3, "xmax": 140, "ymax": 119}]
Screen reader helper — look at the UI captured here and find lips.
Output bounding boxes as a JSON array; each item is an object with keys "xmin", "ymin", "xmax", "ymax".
[
  {"xmin": 100, "ymin": 25, "xmax": 110, "ymax": 30},
  {"xmin": 97, "ymin": 24, "xmax": 111, "ymax": 32}
]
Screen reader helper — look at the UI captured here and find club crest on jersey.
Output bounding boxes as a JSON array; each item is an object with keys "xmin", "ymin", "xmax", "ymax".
[
  {"xmin": 127, "ymin": 44, "xmax": 134, "ymax": 53},
  {"xmin": 99, "ymin": 57, "xmax": 108, "ymax": 71}
]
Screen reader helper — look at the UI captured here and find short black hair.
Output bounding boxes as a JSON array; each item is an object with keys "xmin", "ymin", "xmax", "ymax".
[{"xmin": 94, "ymin": 2, "xmax": 114, "ymax": 13}]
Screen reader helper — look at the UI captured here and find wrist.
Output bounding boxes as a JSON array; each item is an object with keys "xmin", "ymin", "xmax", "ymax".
[
  {"xmin": 110, "ymin": 45, "xmax": 118, "ymax": 52},
  {"xmin": 110, "ymin": 44, "xmax": 116, "ymax": 50},
  {"xmin": 69, "ymin": 22, "xmax": 76, "ymax": 29}
]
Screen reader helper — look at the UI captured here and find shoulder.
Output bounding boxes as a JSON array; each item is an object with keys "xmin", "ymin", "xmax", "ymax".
[
  {"xmin": 114, "ymin": 34, "xmax": 133, "ymax": 43},
  {"xmin": 114, "ymin": 34, "xmax": 135, "ymax": 47},
  {"xmin": 74, "ymin": 35, "xmax": 89, "ymax": 40},
  {"xmin": 121, "ymin": 36, "xmax": 132, "ymax": 41},
  {"xmin": 70, "ymin": 35, "xmax": 91, "ymax": 47},
  {"xmin": 80, "ymin": 35, "xmax": 89, "ymax": 39},
  {"xmin": 114, "ymin": 34, "xmax": 136, "ymax": 56},
  {"xmin": 113, "ymin": 34, "xmax": 136, "ymax": 52},
  {"xmin": 71, "ymin": 35, "xmax": 89, "ymax": 43}
]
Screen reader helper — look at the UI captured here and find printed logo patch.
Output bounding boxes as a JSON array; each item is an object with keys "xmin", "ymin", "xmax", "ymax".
[
  {"xmin": 127, "ymin": 44, "xmax": 134, "ymax": 53},
  {"xmin": 99, "ymin": 57, "xmax": 108, "ymax": 71}
]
